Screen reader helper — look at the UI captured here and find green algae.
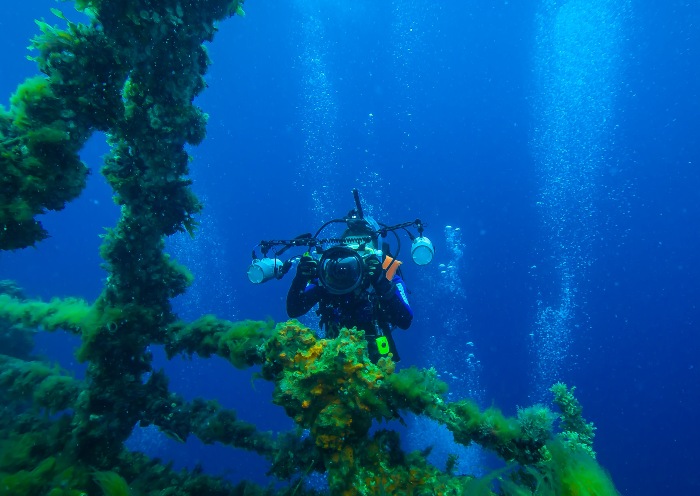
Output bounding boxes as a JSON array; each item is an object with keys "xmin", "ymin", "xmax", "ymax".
[{"xmin": 93, "ymin": 471, "xmax": 130, "ymax": 496}]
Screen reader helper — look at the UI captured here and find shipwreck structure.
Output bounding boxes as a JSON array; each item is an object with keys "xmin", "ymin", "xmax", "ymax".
[{"xmin": 0, "ymin": 1, "xmax": 619, "ymax": 494}]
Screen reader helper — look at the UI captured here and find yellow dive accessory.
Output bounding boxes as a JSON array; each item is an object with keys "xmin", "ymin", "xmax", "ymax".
[{"xmin": 376, "ymin": 336, "xmax": 390, "ymax": 355}]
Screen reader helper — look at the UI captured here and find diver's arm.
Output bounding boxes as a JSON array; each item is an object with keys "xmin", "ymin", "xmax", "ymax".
[
  {"xmin": 374, "ymin": 276, "xmax": 413, "ymax": 330},
  {"xmin": 286, "ymin": 275, "xmax": 322, "ymax": 318}
]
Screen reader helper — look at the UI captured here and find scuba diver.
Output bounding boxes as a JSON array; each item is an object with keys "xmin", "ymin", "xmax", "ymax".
[
  {"xmin": 246, "ymin": 189, "xmax": 434, "ymax": 363},
  {"xmin": 286, "ymin": 215, "xmax": 413, "ymax": 362}
]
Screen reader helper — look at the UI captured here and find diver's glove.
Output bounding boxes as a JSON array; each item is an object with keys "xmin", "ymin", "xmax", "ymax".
[
  {"xmin": 366, "ymin": 255, "xmax": 383, "ymax": 284},
  {"xmin": 296, "ymin": 255, "xmax": 318, "ymax": 280},
  {"xmin": 367, "ymin": 256, "xmax": 393, "ymax": 296}
]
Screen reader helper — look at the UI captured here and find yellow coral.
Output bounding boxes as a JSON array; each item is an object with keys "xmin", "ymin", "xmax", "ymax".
[{"xmin": 343, "ymin": 362, "xmax": 364, "ymax": 374}]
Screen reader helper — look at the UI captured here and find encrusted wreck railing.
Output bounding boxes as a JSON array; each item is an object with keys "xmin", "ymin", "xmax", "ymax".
[{"xmin": 0, "ymin": 1, "xmax": 619, "ymax": 495}]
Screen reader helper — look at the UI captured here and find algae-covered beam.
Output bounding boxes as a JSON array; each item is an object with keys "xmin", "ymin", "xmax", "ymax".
[
  {"xmin": 0, "ymin": 284, "xmax": 35, "ymax": 359},
  {"xmin": 139, "ymin": 368, "xmax": 278, "ymax": 457},
  {"xmin": 165, "ymin": 317, "xmax": 556, "ymax": 467},
  {"xmin": 70, "ymin": 0, "xmax": 244, "ymax": 467},
  {"xmin": 0, "ymin": 294, "xmax": 90, "ymax": 335},
  {"xmin": 165, "ymin": 315, "xmax": 275, "ymax": 368},
  {"xmin": 0, "ymin": 9, "xmax": 128, "ymax": 250},
  {"xmin": 0, "ymin": 289, "xmax": 599, "ymax": 489},
  {"xmin": 0, "ymin": 354, "xmax": 82, "ymax": 413},
  {"xmin": 0, "ymin": 1, "xmax": 245, "ymax": 250},
  {"xmin": 0, "ymin": 0, "xmax": 246, "ymax": 467}
]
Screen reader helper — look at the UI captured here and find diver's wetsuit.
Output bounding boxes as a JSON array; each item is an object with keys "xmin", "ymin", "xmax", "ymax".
[{"xmin": 286, "ymin": 274, "xmax": 413, "ymax": 362}]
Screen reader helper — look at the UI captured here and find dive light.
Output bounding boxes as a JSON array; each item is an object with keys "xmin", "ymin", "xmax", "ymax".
[
  {"xmin": 411, "ymin": 236, "xmax": 435, "ymax": 265},
  {"xmin": 247, "ymin": 257, "xmax": 285, "ymax": 284}
]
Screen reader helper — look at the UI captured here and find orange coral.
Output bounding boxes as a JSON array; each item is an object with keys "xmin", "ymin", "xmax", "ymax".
[{"xmin": 343, "ymin": 361, "xmax": 364, "ymax": 374}]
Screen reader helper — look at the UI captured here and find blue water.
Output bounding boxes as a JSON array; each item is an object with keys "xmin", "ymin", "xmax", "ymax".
[{"xmin": 1, "ymin": 1, "xmax": 699, "ymax": 494}]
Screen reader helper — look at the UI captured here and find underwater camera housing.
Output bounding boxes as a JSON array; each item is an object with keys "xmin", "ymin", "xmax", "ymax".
[
  {"xmin": 247, "ymin": 189, "xmax": 434, "ymax": 288},
  {"xmin": 316, "ymin": 245, "xmax": 366, "ymax": 295},
  {"xmin": 314, "ymin": 236, "xmax": 387, "ymax": 295}
]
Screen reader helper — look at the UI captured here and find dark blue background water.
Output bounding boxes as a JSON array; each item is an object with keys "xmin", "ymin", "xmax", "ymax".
[{"xmin": 1, "ymin": 2, "xmax": 698, "ymax": 495}]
